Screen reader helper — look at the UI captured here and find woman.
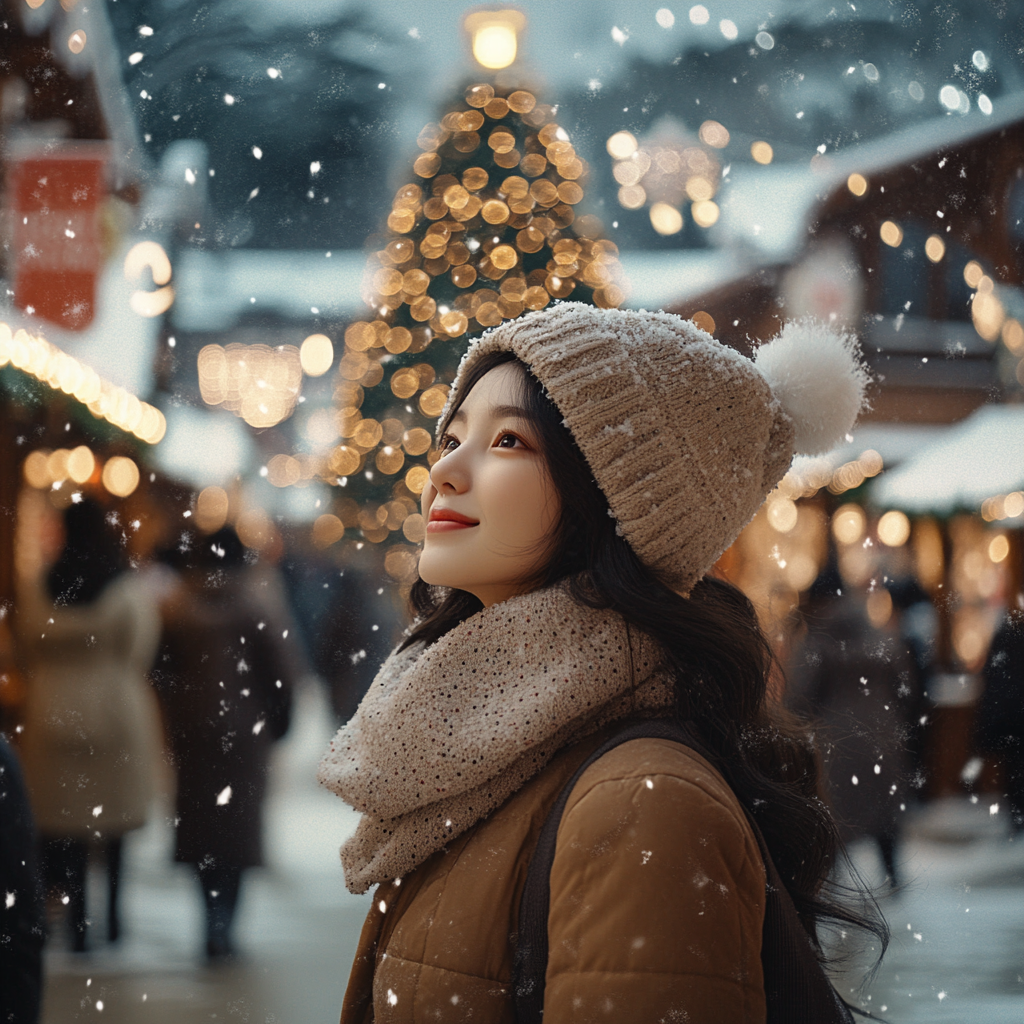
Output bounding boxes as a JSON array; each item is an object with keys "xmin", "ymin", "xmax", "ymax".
[
  {"xmin": 319, "ymin": 304, "xmax": 884, "ymax": 1022},
  {"xmin": 19, "ymin": 498, "xmax": 162, "ymax": 951},
  {"xmin": 153, "ymin": 526, "xmax": 294, "ymax": 961}
]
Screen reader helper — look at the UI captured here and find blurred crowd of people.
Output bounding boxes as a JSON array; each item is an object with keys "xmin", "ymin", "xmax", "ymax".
[{"xmin": 0, "ymin": 493, "xmax": 400, "ymax": 1023}]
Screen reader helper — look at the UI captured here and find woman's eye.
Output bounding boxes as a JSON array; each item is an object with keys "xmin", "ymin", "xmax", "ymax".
[
  {"xmin": 440, "ymin": 435, "xmax": 459, "ymax": 453},
  {"xmin": 496, "ymin": 433, "xmax": 522, "ymax": 449}
]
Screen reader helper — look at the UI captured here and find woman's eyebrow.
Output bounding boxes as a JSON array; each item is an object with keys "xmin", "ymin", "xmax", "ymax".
[
  {"xmin": 449, "ymin": 403, "xmax": 532, "ymax": 427},
  {"xmin": 489, "ymin": 404, "xmax": 532, "ymax": 420}
]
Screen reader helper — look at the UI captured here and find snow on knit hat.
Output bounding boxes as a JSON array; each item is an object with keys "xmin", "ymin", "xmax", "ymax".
[{"xmin": 441, "ymin": 302, "xmax": 868, "ymax": 595}]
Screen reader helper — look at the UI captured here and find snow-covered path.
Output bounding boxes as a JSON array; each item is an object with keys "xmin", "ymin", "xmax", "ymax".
[{"xmin": 39, "ymin": 689, "xmax": 1024, "ymax": 1022}]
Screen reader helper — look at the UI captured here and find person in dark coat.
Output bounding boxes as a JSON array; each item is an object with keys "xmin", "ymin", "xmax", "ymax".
[
  {"xmin": 152, "ymin": 527, "xmax": 294, "ymax": 961},
  {"xmin": 313, "ymin": 565, "xmax": 399, "ymax": 725},
  {"xmin": 976, "ymin": 610, "xmax": 1024, "ymax": 831},
  {"xmin": 787, "ymin": 569, "xmax": 915, "ymax": 886},
  {"xmin": 0, "ymin": 733, "xmax": 44, "ymax": 1024}
]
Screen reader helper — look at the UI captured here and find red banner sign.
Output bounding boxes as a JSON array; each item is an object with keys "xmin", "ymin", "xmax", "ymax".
[{"xmin": 10, "ymin": 144, "xmax": 108, "ymax": 330}]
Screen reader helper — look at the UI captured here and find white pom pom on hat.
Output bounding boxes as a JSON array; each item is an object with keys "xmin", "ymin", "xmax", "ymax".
[{"xmin": 753, "ymin": 319, "xmax": 871, "ymax": 457}]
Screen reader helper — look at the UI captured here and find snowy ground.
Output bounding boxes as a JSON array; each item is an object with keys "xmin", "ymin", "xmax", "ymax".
[
  {"xmin": 834, "ymin": 809, "xmax": 1024, "ymax": 1024},
  {"xmin": 40, "ymin": 688, "xmax": 1024, "ymax": 1022}
]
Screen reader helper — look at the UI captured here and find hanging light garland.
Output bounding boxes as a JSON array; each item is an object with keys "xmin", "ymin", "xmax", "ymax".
[{"xmin": 0, "ymin": 320, "xmax": 166, "ymax": 445}]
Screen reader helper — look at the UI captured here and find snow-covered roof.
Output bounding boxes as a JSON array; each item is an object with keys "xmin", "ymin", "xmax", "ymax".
[
  {"xmin": 806, "ymin": 422, "xmax": 945, "ymax": 473},
  {"xmin": 715, "ymin": 89, "xmax": 1024, "ymax": 262},
  {"xmin": 618, "ymin": 249, "xmax": 756, "ymax": 312},
  {"xmin": 172, "ymin": 250, "xmax": 366, "ymax": 332},
  {"xmin": 870, "ymin": 404, "xmax": 1024, "ymax": 514}
]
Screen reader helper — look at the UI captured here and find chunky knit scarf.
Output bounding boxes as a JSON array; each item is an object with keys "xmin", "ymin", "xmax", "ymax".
[{"xmin": 317, "ymin": 582, "xmax": 674, "ymax": 894}]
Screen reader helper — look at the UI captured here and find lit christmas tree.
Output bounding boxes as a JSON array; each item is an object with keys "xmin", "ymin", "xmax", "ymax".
[{"xmin": 320, "ymin": 79, "xmax": 626, "ymax": 581}]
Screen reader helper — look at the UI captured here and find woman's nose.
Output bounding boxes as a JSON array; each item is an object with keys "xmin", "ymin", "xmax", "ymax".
[{"xmin": 429, "ymin": 446, "xmax": 469, "ymax": 494}]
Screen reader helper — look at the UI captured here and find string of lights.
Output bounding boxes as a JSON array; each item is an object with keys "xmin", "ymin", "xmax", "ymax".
[{"xmin": 0, "ymin": 320, "xmax": 166, "ymax": 445}]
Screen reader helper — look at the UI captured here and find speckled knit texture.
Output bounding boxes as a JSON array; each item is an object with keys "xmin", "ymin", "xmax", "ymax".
[
  {"xmin": 442, "ymin": 302, "xmax": 796, "ymax": 594},
  {"xmin": 317, "ymin": 582, "xmax": 674, "ymax": 894}
]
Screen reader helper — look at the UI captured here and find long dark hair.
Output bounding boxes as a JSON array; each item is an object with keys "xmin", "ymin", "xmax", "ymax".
[
  {"xmin": 405, "ymin": 349, "xmax": 887, "ymax": 958},
  {"xmin": 48, "ymin": 498, "xmax": 127, "ymax": 606}
]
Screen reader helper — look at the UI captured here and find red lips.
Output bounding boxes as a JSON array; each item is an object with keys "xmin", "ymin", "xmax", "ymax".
[
  {"xmin": 427, "ymin": 507, "xmax": 479, "ymax": 531},
  {"xmin": 429, "ymin": 507, "xmax": 478, "ymax": 524}
]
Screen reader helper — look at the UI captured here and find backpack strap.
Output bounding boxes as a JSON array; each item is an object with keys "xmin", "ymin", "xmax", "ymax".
[{"xmin": 512, "ymin": 718, "xmax": 854, "ymax": 1024}]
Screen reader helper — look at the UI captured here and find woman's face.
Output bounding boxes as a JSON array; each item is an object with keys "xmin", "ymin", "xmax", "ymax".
[{"xmin": 418, "ymin": 362, "xmax": 560, "ymax": 607}]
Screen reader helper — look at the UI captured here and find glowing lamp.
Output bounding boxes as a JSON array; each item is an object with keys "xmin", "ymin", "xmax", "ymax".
[{"xmin": 464, "ymin": 10, "xmax": 526, "ymax": 70}]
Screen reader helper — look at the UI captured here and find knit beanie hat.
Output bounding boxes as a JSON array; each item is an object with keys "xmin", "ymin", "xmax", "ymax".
[{"xmin": 441, "ymin": 302, "xmax": 868, "ymax": 595}]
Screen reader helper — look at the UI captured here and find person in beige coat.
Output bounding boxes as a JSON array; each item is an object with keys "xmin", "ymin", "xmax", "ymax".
[
  {"xmin": 319, "ymin": 305, "xmax": 887, "ymax": 1023},
  {"xmin": 18, "ymin": 498, "xmax": 162, "ymax": 951}
]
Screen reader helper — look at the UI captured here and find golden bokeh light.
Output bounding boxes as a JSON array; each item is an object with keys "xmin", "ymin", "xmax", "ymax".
[
  {"xmin": 198, "ymin": 343, "xmax": 302, "ymax": 428},
  {"xmin": 23, "ymin": 451, "xmax": 51, "ymax": 489},
  {"xmin": 402, "ymin": 513, "xmax": 426, "ymax": 543},
  {"xmin": 846, "ymin": 173, "xmax": 868, "ymax": 197},
  {"xmin": 267, "ymin": 454, "xmax": 301, "ymax": 488},
  {"xmin": 963, "ymin": 261, "xmax": 984, "ymax": 288},
  {"xmin": 618, "ymin": 185, "xmax": 646, "ymax": 209},
  {"xmin": 698, "ymin": 120, "xmax": 730, "ymax": 149},
  {"xmin": 767, "ymin": 496, "xmax": 798, "ymax": 533},
  {"xmin": 690, "ymin": 311, "xmax": 716, "ymax": 335},
  {"xmin": 691, "ymin": 200, "xmax": 720, "ymax": 228},
  {"xmin": 328, "ymin": 446, "xmax": 361, "ymax": 477},
  {"xmin": 47, "ymin": 449, "xmax": 70, "ymax": 483},
  {"xmin": 925, "ymin": 234, "xmax": 946, "ymax": 262},
  {"xmin": 685, "ymin": 176, "xmax": 714, "ymax": 202},
  {"xmin": 750, "ymin": 141, "xmax": 773, "ymax": 165},
  {"xmin": 419, "ymin": 385, "xmax": 450, "ymax": 418},
  {"xmin": 1004, "ymin": 491, "xmax": 1024, "ymax": 518},
  {"xmin": 102, "ymin": 456, "xmax": 140, "ymax": 498},
  {"xmin": 402, "ymin": 427, "xmax": 432, "ymax": 455},
  {"xmin": 988, "ymin": 534, "xmax": 1010, "ymax": 563},
  {"xmin": 67, "ymin": 30, "xmax": 86, "ymax": 54},
  {"xmin": 972, "ymin": 286, "xmax": 1004, "ymax": 342},
  {"xmin": 832, "ymin": 503, "xmax": 865, "ymax": 545},
  {"xmin": 877, "ymin": 509, "xmax": 911, "ymax": 547},
  {"xmin": 300, "ymin": 334, "xmax": 334, "ymax": 376},
  {"xmin": 66, "ymin": 445, "xmax": 95, "ymax": 484},
  {"xmin": 384, "ymin": 545, "xmax": 420, "ymax": 582},
  {"xmin": 879, "ymin": 220, "xmax": 903, "ymax": 247},
  {"xmin": 465, "ymin": 10, "xmax": 525, "ymax": 70},
  {"xmin": 313, "ymin": 514, "xmax": 345, "ymax": 548},
  {"xmin": 376, "ymin": 446, "xmax": 405, "ymax": 475},
  {"xmin": 237, "ymin": 508, "xmax": 274, "ymax": 551},
  {"xmin": 649, "ymin": 202, "xmax": 683, "ymax": 235},
  {"xmin": 195, "ymin": 486, "xmax": 229, "ymax": 532},
  {"xmin": 1001, "ymin": 318, "xmax": 1024, "ymax": 353},
  {"xmin": 405, "ymin": 465, "xmax": 430, "ymax": 495},
  {"xmin": 607, "ymin": 131, "xmax": 639, "ymax": 160}
]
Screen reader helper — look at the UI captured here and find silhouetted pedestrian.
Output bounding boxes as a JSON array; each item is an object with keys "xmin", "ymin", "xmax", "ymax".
[
  {"xmin": 788, "ymin": 570, "xmax": 915, "ymax": 886},
  {"xmin": 977, "ymin": 610, "xmax": 1024, "ymax": 831},
  {"xmin": 153, "ymin": 527, "xmax": 294, "ymax": 961}
]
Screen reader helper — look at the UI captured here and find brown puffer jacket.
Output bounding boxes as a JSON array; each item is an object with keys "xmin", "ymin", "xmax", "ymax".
[{"xmin": 340, "ymin": 726, "xmax": 767, "ymax": 1023}]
